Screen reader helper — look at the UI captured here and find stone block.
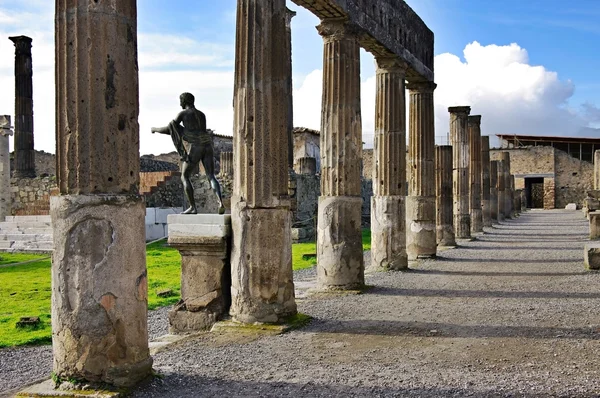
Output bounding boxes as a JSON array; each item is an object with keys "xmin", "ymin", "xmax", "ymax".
[
  {"xmin": 167, "ymin": 214, "xmax": 231, "ymax": 241},
  {"xmin": 584, "ymin": 243, "xmax": 600, "ymax": 270},
  {"xmin": 565, "ymin": 203, "xmax": 577, "ymax": 210},
  {"xmin": 145, "ymin": 207, "xmax": 156, "ymax": 225},
  {"xmin": 156, "ymin": 207, "xmax": 181, "ymax": 224},
  {"xmin": 590, "ymin": 211, "xmax": 600, "ymax": 240}
]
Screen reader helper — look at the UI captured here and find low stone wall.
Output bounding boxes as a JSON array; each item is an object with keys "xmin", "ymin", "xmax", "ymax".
[
  {"xmin": 145, "ymin": 207, "xmax": 182, "ymax": 241},
  {"xmin": 10, "ymin": 176, "xmax": 58, "ymax": 216}
]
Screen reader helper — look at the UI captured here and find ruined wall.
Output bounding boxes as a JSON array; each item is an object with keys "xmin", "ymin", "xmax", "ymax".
[
  {"xmin": 554, "ymin": 148, "xmax": 593, "ymax": 208},
  {"xmin": 362, "ymin": 149, "xmax": 373, "ymax": 179},
  {"xmin": 10, "ymin": 176, "xmax": 57, "ymax": 215},
  {"xmin": 293, "ymin": 129, "xmax": 320, "ymax": 172}
]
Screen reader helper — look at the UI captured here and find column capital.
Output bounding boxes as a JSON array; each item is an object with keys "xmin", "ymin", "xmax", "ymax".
[
  {"xmin": 375, "ymin": 55, "xmax": 408, "ymax": 74},
  {"xmin": 448, "ymin": 106, "xmax": 471, "ymax": 115},
  {"xmin": 9, "ymin": 35, "xmax": 32, "ymax": 53},
  {"xmin": 407, "ymin": 81, "xmax": 437, "ymax": 93},
  {"xmin": 317, "ymin": 19, "xmax": 361, "ymax": 42},
  {"xmin": 468, "ymin": 115, "xmax": 482, "ymax": 125},
  {"xmin": 285, "ymin": 8, "xmax": 296, "ymax": 28}
]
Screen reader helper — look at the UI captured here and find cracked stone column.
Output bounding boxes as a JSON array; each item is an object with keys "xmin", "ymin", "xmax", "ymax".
[
  {"xmin": 500, "ymin": 152, "xmax": 512, "ymax": 219},
  {"xmin": 481, "ymin": 135, "xmax": 492, "ymax": 227},
  {"xmin": 230, "ymin": 0, "xmax": 297, "ymax": 322},
  {"xmin": 490, "ymin": 160, "xmax": 498, "ymax": 223},
  {"xmin": 9, "ymin": 35, "xmax": 35, "ymax": 178},
  {"xmin": 468, "ymin": 116, "xmax": 483, "ymax": 233},
  {"xmin": 0, "ymin": 116, "xmax": 12, "ymax": 221},
  {"xmin": 448, "ymin": 106, "xmax": 471, "ymax": 239},
  {"xmin": 52, "ymin": 0, "xmax": 151, "ymax": 387},
  {"xmin": 371, "ymin": 56, "xmax": 408, "ymax": 271},
  {"xmin": 406, "ymin": 81, "xmax": 437, "ymax": 260},
  {"xmin": 436, "ymin": 145, "xmax": 455, "ymax": 246},
  {"xmin": 317, "ymin": 19, "xmax": 364, "ymax": 288},
  {"xmin": 497, "ymin": 159, "xmax": 506, "ymax": 221}
]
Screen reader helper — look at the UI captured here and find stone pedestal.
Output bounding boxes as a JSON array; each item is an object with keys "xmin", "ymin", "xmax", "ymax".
[
  {"xmin": 51, "ymin": 195, "xmax": 151, "ymax": 387},
  {"xmin": 0, "ymin": 116, "xmax": 12, "ymax": 221},
  {"xmin": 481, "ymin": 135, "xmax": 492, "ymax": 227},
  {"xmin": 468, "ymin": 116, "xmax": 483, "ymax": 233},
  {"xmin": 584, "ymin": 242, "xmax": 600, "ymax": 270},
  {"xmin": 9, "ymin": 35, "xmax": 35, "ymax": 178},
  {"xmin": 436, "ymin": 145, "xmax": 455, "ymax": 246},
  {"xmin": 490, "ymin": 160, "xmax": 498, "ymax": 223},
  {"xmin": 448, "ymin": 106, "xmax": 471, "ymax": 239},
  {"xmin": 167, "ymin": 215, "xmax": 231, "ymax": 333},
  {"xmin": 317, "ymin": 19, "xmax": 364, "ymax": 287},
  {"xmin": 231, "ymin": 0, "xmax": 297, "ymax": 322},
  {"xmin": 589, "ymin": 211, "xmax": 600, "ymax": 240},
  {"xmin": 406, "ymin": 81, "xmax": 437, "ymax": 260},
  {"xmin": 371, "ymin": 196, "xmax": 407, "ymax": 270}
]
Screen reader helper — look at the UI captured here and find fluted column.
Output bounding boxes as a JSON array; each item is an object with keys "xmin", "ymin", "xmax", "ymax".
[
  {"xmin": 594, "ymin": 150, "xmax": 600, "ymax": 190},
  {"xmin": 500, "ymin": 152, "xmax": 512, "ymax": 219},
  {"xmin": 219, "ymin": 151, "xmax": 233, "ymax": 177},
  {"xmin": 9, "ymin": 36, "xmax": 35, "ymax": 178},
  {"xmin": 371, "ymin": 56, "xmax": 408, "ymax": 271},
  {"xmin": 448, "ymin": 106, "xmax": 471, "ymax": 239},
  {"xmin": 285, "ymin": 8, "xmax": 296, "ymax": 170},
  {"xmin": 468, "ymin": 115, "xmax": 483, "ymax": 233},
  {"xmin": 0, "ymin": 116, "xmax": 12, "ymax": 221},
  {"xmin": 497, "ymin": 159, "xmax": 506, "ymax": 221},
  {"xmin": 296, "ymin": 156, "xmax": 317, "ymax": 176},
  {"xmin": 481, "ymin": 135, "xmax": 492, "ymax": 227},
  {"xmin": 317, "ymin": 19, "xmax": 364, "ymax": 288},
  {"xmin": 436, "ymin": 145, "xmax": 455, "ymax": 246},
  {"xmin": 231, "ymin": 0, "xmax": 296, "ymax": 322},
  {"xmin": 52, "ymin": 0, "xmax": 151, "ymax": 387},
  {"xmin": 490, "ymin": 160, "xmax": 498, "ymax": 223},
  {"xmin": 406, "ymin": 81, "xmax": 437, "ymax": 260}
]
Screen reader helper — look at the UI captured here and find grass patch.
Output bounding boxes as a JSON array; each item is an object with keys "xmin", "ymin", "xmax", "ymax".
[
  {"xmin": 145, "ymin": 241, "xmax": 181, "ymax": 310},
  {"xmin": 0, "ymin": 252, "xmax": 48, "ymax": 266}
]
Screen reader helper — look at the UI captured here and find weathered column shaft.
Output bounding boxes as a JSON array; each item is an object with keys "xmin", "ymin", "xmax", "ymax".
[
  {"xmin": 497, "ymin": 159, "xmax": 506, "ymax": 221},
  {"xmin": 500, "ymin": 152, "xmax": 512, "ymax": 218},
  {"xmin": 9, "ymin": 35, "xmax": 35, "ymax": 178},
  {"xmin": 468, "ymin": 116, "xmax": 483, "ymax": 233},
  {"xmin": 52, "ymin": 0, "xmax": 151, "ymax": 387},
  {"xmin": 481, "ymin": 135, "xmax": 492, "ymax": 227},
  {"xmin": 0, "ymin": 116, "xmax": 12, "ymax": 221},
  {"xmin": 285, "ymin": 9, "xmax": 296, "ymax": 170},
  {"xmin": 490, "ymin": 160, "xmax": 498, "ymax": 222},
  {"xmin": 230, "ymin": 0, "xmax": 296, "ymax": 322},
  {"xmin": 296, "ymin": 156, "xmax": 317, "ymax": 175},
  {"xmin": 595, "ymin": 150, "xmax": 600, "ymax": 190},
  {"xmin": 371, "ymin": 56, "xmax": 408, "ymax": 271},
  {"xmin": 436, "ymin": 145, "xmax": 455, "ymax": 246},
  {"xmin": 219, "ymin": 151, "xmax": 233, "ymax": 177},
  {"xmin": 316, "ymin": 19, "xmax": 364, "ymax": 289},
  {"xmin": 448, "ymin": 106, "xmax": 471, "ymax": 239},
  {"xmin": 406, "ymin": 81, "xmax": 437, "ymax": 259}
]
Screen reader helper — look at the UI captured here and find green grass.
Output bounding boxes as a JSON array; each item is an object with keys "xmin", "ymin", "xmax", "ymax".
[{"xmin": 0, "ymin": 230, "xmax": 371, "ymax": 348}]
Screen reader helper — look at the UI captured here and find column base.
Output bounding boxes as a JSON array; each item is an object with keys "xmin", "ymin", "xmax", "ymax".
[
  {"xmin": 437, "ymin": 224, "xmax": 456, "ymax": 247},
  {"xmin": 471, "ymin": 209, "xmax": 484, "ymax": 233},
  {"xmin": 50, "ymin": 195, "xmax": 152, "ymax": 388},
  {"xmin": 317, "ymin": 196, "xmax": 364, "ymax": 289},
  {"xmin": 371, "ymin": 195, "xmax": 407, "ymax": 271},
  {"xmin": 230, "ymin": 203, "xmax": 296, "ymax": 324},
  {"xmin": 454, "ymin": 214, "xmax": 471, "ymax": 239},
  {"xmin": 482, "ymin": 200, "xmax": 492, "ymax": 227},
  {"xmin": 406, "ymin": 196, "xmax": 436, "ymax": 261}
]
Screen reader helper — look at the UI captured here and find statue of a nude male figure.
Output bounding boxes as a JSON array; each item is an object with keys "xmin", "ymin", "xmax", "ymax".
[{"xmin": 151, "ymin": 92, "xmax": 225, "ymax": 215}]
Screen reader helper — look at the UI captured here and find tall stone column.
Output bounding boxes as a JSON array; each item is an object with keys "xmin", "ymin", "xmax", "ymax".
[
  {"xmin": 0, "ymin": 116, "xmax": 12, "ymax": 221},
  {"xmin": 317, "ymin": 19, "xmax": 364, "ymax": 288},
  {"xmin": 231, "ymin": 0, "xmax": 296, "ymax": 322},
  {"xmin": 406, "ymin": 81, "xmax": 437, "ymax": 260},
  {"xmin": 481, "ymin": 135, "xmax": 492, "ymax": 227},
  {"xmin": 490, "ymin": 160, "xmax": 498, "ymax": 223},
  {"xmin": 52, "ymin": 1, "xmax": 151, "ymax": 387},
  {"xmin": 500, "ymin": 152, "xmax": 512, "ymax": 218},
  {"xmin": 9, "ymin": 35, "xmax": 35, "ymax": 178},
  {"xmin": 285, "ymin": 8, "xmax": 296, "ymax": 171},
  {"xmin": 436, "ymin": 145, "xmax": 455, "ymax": 246},
  {"xmin": 594, "ymin": 150, "xmax": 600, "ymax": 190},
  {"xmin": 468, "ymin": 116, "xmax": 483, "ymax": 233},
  {"xmin": 448, "ymin": 106, "xmax": 471, "ymax": 239},
  {"xmin": 371, "ymin": 56, "xmax": 408, "ymax": 271},
  {"xmin": 497, "ymin": 159, "xmax": 506, "ymax": 221}
]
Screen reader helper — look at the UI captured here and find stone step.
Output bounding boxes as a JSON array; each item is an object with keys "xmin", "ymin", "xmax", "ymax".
[
  {"xmin": 0, "ymin": 234, "xmax": 53, "ymax": 242},
  {"xmin": 0, "ymin": 228, "xmax": 53, "ymax": 235},
  {"xmin": 6, "ymin": 241, "xmax": 54, "ymax": 252},
  {"xmin": 4, "ymin": 215, "xmax": 52, "ymax": 223},
  {"xmin": 0, "ymin": 221, "xmax": 52, "ymax": 230},
  {"xmin": 0, "ymin": 241, "xmax": 13, "ymax": 249}
]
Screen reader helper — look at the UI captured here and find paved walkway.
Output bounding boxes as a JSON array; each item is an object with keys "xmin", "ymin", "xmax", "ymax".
[{"xmin": 3, "ymin": 210, "xmax": 599, "ymax": 397}]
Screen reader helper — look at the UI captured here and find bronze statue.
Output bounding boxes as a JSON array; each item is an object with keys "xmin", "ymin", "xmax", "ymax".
[{"xmin": 151, "ymin": 92, "xmax": 225, "ymax": 214}]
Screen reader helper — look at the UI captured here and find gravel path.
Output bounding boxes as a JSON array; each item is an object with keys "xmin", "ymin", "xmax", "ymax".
[{"xmin": 2, "ymin": 210, "xmax": 600, "ymax": 397}]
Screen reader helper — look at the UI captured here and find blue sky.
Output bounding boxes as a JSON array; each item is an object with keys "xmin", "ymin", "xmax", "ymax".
[{"xmin": 0, "ymin": 1, "xmax": 598, "ymax": 154}]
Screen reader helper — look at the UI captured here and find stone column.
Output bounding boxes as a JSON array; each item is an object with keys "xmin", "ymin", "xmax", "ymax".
[
  {"xmin": 481, "ymin": 135, "xmax": 492, "ymax": 227},
  {"xmin": 285, "ymin": 8, "xmax": 296, "ymax": 171},
  {"xmin": 595, "ymin": 150, "xmax": 600, "ymax": 190},
  {"xmin": 500, "ymin": 152, "xmax": 512, "ymax": 218},
  {"xmin": 514, "ymin": 186, "xmax": 521, "ymax": 216},
  {"xmin": 406, "ymin": 81, "xmax": 437, "ymax": 260},
  {"xmin": 371, "ymin": 56, "xmax": 408, "ymax": 271},
  {"xmin": 9, "ymin": 36, "xmax": 35, "ymax": 178},
  {"xmin": 490, "ymin": 160, "xmax": 498, "ymax": 223},
  {"xmin": 468, "ymin": 116, "xmax": 483, "ymax": 233},
  {"xmin": 0, "ymin": 116, "xmax": 12, "ymax": 221},
  {"xmin": 52, "ymin": 1, "xmax": 151, "ymax": 387},
  {"xmin": 231, "ymin": 0, "xmax": 296, "ymax": 323},
  {"xmin": 448, "ymin": 106, "xmax": 471, "ymax": 239},
  {"xmin": 296, "ymin": 156, "xmax": 317, "ymax": 176},
  {"xmin": 219, "ymin": 151, "xmax": 233, "ymax": 177},
  {"xmin": 511, "ymin": 175, "xmax": 518, "ymax": 216},
  {"xmin": 520, "ymin": 189, "xmax": 527, "ymax": 211},
  {"xmin": 436, "ymin": 145, "xmax": 455, "ymax": 246},
  {"xmin": 316, "ymin": 19, "xmax": 364, "ymax": 288},
  {"xmin": 497, "ymin": 159, "xmax": 506, "ymax": 221}
]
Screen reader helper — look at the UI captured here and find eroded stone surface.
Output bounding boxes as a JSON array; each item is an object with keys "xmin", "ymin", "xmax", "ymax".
[
  {"xmin": 436, "ymin": 145, "xmax": 455, "ymax": 246},
  {"xmin": 371, "ymin": 196, "xmax": 407, "ymax": 270},
  {"xmin": 584, "ymin": 242, "xmax": 600, "ymax": 270},
  {"xmin": 490, "ymin": 160, "xmax": 499, "ymax": 222},
  {"xmin": 449, "ymin": 106, "xmax": 471, "ymax": 239},
  {"xmin": 469, "ymin": 116, "xmax": 483, "ymax": 233},
  {"xmin": 0, "ymin": 116, "xmax": 12, "ymax": 220}
]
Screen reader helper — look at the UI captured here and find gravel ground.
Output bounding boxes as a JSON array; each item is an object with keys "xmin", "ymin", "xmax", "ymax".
[{"xmin": 2, "ymin": 209, "xmax": 599, "ymax": 397}]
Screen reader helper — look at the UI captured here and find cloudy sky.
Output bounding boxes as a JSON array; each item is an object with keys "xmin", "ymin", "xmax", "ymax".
[{"xmin": 0, "ymin": 0, "xmax": 599, "ymax": 154}]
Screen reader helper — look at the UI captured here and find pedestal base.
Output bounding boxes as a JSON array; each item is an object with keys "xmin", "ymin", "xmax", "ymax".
[
  {"xmin": 371, "ymin": 195, "xmax": 407, "ymax": 270},
  {"xmin": 406, "ymin": 196, "xmax": 436, "ymax": 261}
]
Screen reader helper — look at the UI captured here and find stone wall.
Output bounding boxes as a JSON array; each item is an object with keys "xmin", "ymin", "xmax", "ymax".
[
  {"xmin": 362, "ymin": 149, "xmax": 373, "ymax": 179},
  {"xmin": 554, "ymin": 148, "xmax": 593, "ymax": 208},
  {"xmin": 10, "ymin": 176, "xmax": 57, "ymax": 215},
  {"xmin": 293, "ymin": 128, "xmax": 320, "ymax": 172}
]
